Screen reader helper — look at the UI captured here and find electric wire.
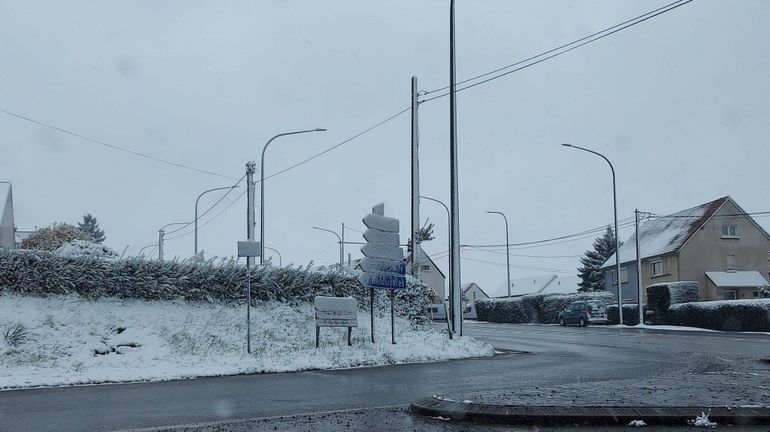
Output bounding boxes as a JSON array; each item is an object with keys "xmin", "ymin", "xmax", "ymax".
[
  {"xmin": 420, "ymin": 0, "xmax": 693, "ymax": 103},
  {"xmin": 0, "ymin": 107, "xmax": 239, "ymax": 180},
  {"xmin": 164, "ymin": 174, "xmax": 246, "ymax": 235}
]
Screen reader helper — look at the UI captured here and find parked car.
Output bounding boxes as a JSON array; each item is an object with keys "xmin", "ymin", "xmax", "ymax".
[{"xmin": 558, "ymin": 300, "xmax": 608, "ymax": 326}]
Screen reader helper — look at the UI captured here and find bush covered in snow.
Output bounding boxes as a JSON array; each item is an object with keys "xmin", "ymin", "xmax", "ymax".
[
  {"xmin": 646, "ymin": 281, "xmax": 699, "ymax": 324},
  {"xmin": 667, "ymin": 299, "xmax": 770, "ymax": 332},
  {"xmin": 607, "ymin": 304, "xmax": 646, "ymax": 325},
  {"xmin": 19, "ymin": 223, "xmax": 91, "ymax": 251},
  {"xmin": 476, "ymin": 292, "xmax": 615, "ymax": 324},
  {"xmin": 0, "ymin": 250, "xmax": 430, "ymax": 318},
  {"xmin": 54, "ymin": 240, "xmax": 119, "ymax": 260}
]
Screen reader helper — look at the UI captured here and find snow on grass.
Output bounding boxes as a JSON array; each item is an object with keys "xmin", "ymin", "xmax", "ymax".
[{"xmin": 0, "ymin": 294, "xmax": 492, "ymax": 389}]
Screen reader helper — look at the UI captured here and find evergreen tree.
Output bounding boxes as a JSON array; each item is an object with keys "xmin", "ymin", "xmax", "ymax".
[
  {"xmin": 78, "ymin": 213, "xmax": 106, "ymax": 244},
  {"xmin": 577, "ymin": 225, "xmax": 620, "ymax": 292}
]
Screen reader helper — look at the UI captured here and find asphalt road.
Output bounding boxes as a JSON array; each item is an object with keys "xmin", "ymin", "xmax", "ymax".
[{"xmin": 0, "ymin": 323, "xmax": 767, "ymax": 431}]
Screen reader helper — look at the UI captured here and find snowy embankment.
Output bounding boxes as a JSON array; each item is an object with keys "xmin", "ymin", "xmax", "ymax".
[{"xmin": 0, "ymin": 294, "xmax": 493, "ymax": 389}]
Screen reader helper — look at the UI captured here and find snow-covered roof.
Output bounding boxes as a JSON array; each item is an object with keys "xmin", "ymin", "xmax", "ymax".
[
  {"xmin": 487, "ymin": 274, "xmax": 580, "ymax": 298},
  {"xmin": 602, "ymin": 197, "xmax": 728, "ymax": 268},
  {"xmin": 706, "ymin": 271, "xmax": 769, "ymax": 288},
  {"xmin": 461, "ymin": 282, "xmax": 490, "ymax": 298}
]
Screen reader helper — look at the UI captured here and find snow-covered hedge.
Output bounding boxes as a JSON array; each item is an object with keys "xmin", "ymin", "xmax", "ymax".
[
  {"xmin": 54, "ymin": 240, "xmax": 119, "ymax": 260},
  {"xmin": 646, "ymin": 281, "xmax": 699, "ymax": 324},
  {"xmin": 476, "ymin": 292, "xmax": 615, "ymax": 324},
  {"xmin": 667, "ymin": 299, "xmax": 770, "ymax": 332},
  {"xmin": 0, "ymin": 250, "xmax": 430, "ymax": 318},
  {"xmin": 607, "ymin": 304, "xmax": 646, "ymax": 325}
]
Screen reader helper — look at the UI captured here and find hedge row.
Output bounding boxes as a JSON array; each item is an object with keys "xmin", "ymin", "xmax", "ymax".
[
  {"xmin": 667, "ymin": 300, "xmax": 770, "ymax": 332},
  {"xmin": 0, "ymin": 250, "xmax": 430, "ymax": 317},
  {"xmin": 607, "ymin": 304, "xmax": 646, "ymax": 326},
  {"xmin": 476, "ymin": 292, "xmax": 615, "ymax": 324},
  {"xmin": 646, "ymin": 281, "xmax": 699, "ymax": 324}
]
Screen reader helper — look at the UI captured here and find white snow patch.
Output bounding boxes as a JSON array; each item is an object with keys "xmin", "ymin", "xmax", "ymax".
[
  {"xmin": 54, "ymin": 240, "xmax": 119, "ymax": 260},
  {"xmin": 628, "ymin": 420, "xmax": 647, "ymax": 427},
  {"xmin": 0, "ymin": 294, "xmax": 493, "ymax": 389},
  {"xmin": 688, "ymin": 411, "xmax": 717, "ymax": 428}
]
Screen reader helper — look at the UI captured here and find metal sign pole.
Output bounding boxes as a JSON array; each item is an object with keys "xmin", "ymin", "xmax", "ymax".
[
  {"xmin": 390, "ymin": 288, "xmax": 396, "ymax": 344},
  {"xmin": 370, "ymin": 287, "xmax": 375, "ymax": 343},
  {"xmin": 246, "ymin": 259, "xmax": 251, "ymax": 353}
]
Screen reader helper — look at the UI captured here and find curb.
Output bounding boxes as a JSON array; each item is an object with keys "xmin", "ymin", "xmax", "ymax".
[{"xmin": 410, "ymin": 398, "xmax": 770, "ymax": 426}]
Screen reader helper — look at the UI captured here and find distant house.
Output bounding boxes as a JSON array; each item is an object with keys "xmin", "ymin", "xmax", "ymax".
[
  {"xmin": 405, "ymin": 246, "xmax": 446, "ymax": 303},
  {"xmin": 0, "ymin": 183, "xmax": 14, "ymax": 250},
  {"xmin": 601, "ymin": 196, "xmax": 770, "ymax": 302},
  {"xmin": 485, "ymin": 274, "xmax": 580, "ymax": 298},
  {"xmin": 461, "ymin": 282, "xmax": 489, "ymax": 304}
]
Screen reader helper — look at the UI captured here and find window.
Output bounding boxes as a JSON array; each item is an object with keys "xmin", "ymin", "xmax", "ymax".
[
  {"xmin": 753, "ymin": 291, "xmax": 759, "ymax": 298},
  {"xmin": 723, "ymin": 289, "xmax": 737, "ymax": 300},
  {"xmin": 721, "ymin": 225, "xmax": 738, "ymax": 238},
  {"xmin": 472, "ymin": 292, "xmax": 477, "ymax": 301},
  {"xmin": 726, "ymin": 254, "xmax": 736, "ymax": 271},
  {"xmin": 610, "ymin": 269, "xmax": 628, "ymax": 285},
  {"xmin": 651, "ymin": 260, "xmax": 663, "ymax": 277},
  {"xmin": 420, "ymin": 264, "xmax": 430, "ymax": 272}
]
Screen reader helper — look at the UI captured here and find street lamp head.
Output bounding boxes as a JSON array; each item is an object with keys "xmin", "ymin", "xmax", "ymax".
[
  {"xmin": 315, "ymin": 128, "xmax": 327, "ymax": 132},
  {"xmin": 561, "ymin": 143, "xmax": 573, "ymax": 147}
]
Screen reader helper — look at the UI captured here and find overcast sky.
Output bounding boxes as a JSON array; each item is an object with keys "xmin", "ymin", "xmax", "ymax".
[{"xmin": 2, "ymin": 0, "xmax": 769, "ymax": 294}]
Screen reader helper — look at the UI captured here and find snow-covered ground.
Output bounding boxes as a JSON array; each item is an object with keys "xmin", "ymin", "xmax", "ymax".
[{"xmin": 0, "ymin": 294, "xmax": 493, "ymax": 389}]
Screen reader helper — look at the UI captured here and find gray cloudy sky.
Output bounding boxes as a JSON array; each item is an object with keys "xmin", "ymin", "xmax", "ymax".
[{"xmin": 2, "ymin": 0, "xmax": 769, "ymax": 294}]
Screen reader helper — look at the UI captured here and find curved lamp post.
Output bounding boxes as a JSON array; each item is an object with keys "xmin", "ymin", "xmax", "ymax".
[
  {"xmin": 260, "ymin": 129, "xmax": 326, "ymax": 265},
  {"xmin": 195, "ymin": 185, "xmax": 239, "ymax": 256},
  {"xmin": 486, "ymin": 211, "xmax": 511, "ymax": 298},
  {"xmin": 158, "ymin": 221, "xmax": 189, "ymax": 261},
  {"xmin": 421, "ymin": 195, "xmax": 450, "ymax": 301},
  {"xmin": 562, "ymin": 143, "xmax": 623, "ymax": 325},
  {"xmin": 264, "ymin": 246, "xmax": 282, "ymax": 267},
  {"xmin": 312, "ymin": 226, "xmax": 343, "ymax": 266}
]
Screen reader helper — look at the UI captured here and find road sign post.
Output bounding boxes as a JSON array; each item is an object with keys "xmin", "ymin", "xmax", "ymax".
[
  {"xmin": 359, "ymin": 203, "xmax": 406, "ymax": 344},
  {"xmin": 238, "ymin": 240, "xmax": 261, "ymax": 354}
]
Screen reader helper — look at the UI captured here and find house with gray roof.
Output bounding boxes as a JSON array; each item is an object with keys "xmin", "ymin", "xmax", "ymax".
[{"xmin": 601, "ymin": 196, "xmax": 770, "ymax": 302}]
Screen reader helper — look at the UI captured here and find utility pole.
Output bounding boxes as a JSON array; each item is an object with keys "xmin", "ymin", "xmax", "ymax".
[
  {"xmin": 341, "ymin": 222, "xmax": 345, "ymax": 267},
  {"xmin": 411, "ymin": 76, "xmax": 421, "ymax": 279},
  {"xmin": 635, "ymin": 209, "xmax": 643, "ymax": 325},
  {"xmin": 246, "ymin": 161, "xmax": 256, "ymax": 354},
  {"xmin": 158, "ymin": 229, "xmax": 164, "ymax": 261},
  {"xmin": 449, "ymin": 0, "xmax": 463, "ymax": 337}
]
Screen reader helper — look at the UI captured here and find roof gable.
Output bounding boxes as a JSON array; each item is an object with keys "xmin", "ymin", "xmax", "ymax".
[{"xmin": 602, "ymin": 197, "xmax": 727, "ymax": 268}]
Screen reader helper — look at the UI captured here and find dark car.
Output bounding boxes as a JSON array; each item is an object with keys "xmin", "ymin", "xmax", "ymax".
[{"xmin": 558, "ymin": 301, "xmax": 594, "ymax": 327}]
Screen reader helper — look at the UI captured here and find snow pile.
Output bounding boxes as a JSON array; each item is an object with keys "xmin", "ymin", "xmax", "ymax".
[
  {"xmin": 0, "ymin": 294, "xmax": 493, "ymax": 389},
  {"xmin": 53, "ymin": 240, "xmax": 119, "ymax": 260},
  {"xmin": 688, "ymin": 411, "xmax": 717, "ymax": 428},
  {"xmin": 628, "ymin": 420, "xmax": 647, "ymax": 427}
]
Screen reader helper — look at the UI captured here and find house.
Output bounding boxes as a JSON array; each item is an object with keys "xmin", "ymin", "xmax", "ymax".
[
  {"xmin": 486, "ymin": 274, "xmax": 580, "ymax": 298},
  {"xmin": 461, "ymin": 282, "xmax": 489, "ymax": 319},
  {"xmin": 601, "ymin": 196, "xmax": 770, "ymax": 302},
  {"xmin": 405, "ymin": 246, "xmax": 447, "ymax": 303},
  {"xmin": 0, "ymin": 183, "xmax": 14, "ymax": 250}
]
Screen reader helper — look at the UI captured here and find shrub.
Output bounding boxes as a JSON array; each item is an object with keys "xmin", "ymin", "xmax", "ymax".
[
  {"xmin": 19, "ymin": 223, "xmax": 91, "ymax": 251},
  {"xmin": 476, "ymin": 292, "xmax": 615, "ymax": 324},
  {"xmin": 667, "ymin": 299, "xmax": 770, "ymax": 332},
  {"xmin": 607, "ymin": 304, "xmax": 646, "ymax": 325},
  {"xmin": 3, "ymin": 321, "xmax": 29, "ymax": 348},
  {"xmin": 646, "ymin": 281, "xmax": 699, "ymax": 324},
  {"xmin": 0, "ymin": 250, "xmax": 429, "ymax": 317}
]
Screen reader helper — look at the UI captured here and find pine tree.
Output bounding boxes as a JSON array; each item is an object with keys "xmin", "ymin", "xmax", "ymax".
[
  {"xmin": 78, "ymin": 213, "xmax": 106, "ymax": 244},
  {"xmin": 577, "ymin": 225, "xmax": 620, "ymax": 292}
]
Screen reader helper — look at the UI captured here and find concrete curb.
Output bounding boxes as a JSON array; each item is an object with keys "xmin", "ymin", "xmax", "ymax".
[{"xmin": 410, "ymin": 398, "xmax": 770, "ymax": 426}]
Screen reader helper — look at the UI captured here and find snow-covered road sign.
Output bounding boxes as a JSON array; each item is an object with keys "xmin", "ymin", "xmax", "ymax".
[{"xmin": 358, "ymin": 203, "xmax": 406, "ymax": 290}]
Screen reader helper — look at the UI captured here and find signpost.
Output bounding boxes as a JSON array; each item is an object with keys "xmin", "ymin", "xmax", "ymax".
[
  {"xmin": 238, "ymin": 240, "xmax": 261, "ymax": 354},
  {"xmin": 359, "ymin": 203, "xmax": 406, "ymax": 344}
]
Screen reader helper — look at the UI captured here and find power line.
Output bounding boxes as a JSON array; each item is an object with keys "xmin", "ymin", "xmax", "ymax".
[
  {"xmin": 463, "ymin": 246, "xmax": 582, "ymax": 259},
  {"xmin": 0, "ymin": 107, "xmax": 239, "ymax": 180},
  {"xmin": 165, "ymin": 188, "xmax": 247, "ymax": 240},
  {"xmin": 420, "ymin": 0, "xmax": 693, "ymax": 103},
  {"xmin": 649, "ymin": 211, "xmax": 770, "ymax": 219},
  {"xmin": 460, "ymin": 256, "xmax": 574, "ymax": 274},
  {"xmin": 164, "ymin": 174, "xmax": 245, "ymax": 235},
  {"xmin": 255, "ymin": 107, "xmax": 410, "ymax": 184}
]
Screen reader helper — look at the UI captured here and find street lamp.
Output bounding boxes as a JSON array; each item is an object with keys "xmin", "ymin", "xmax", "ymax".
[
  {"xmin": 158, "ymin": 221, "xmax": 189, "ymax": 261},
  {"xmin": 562, "ymin": 143, "xmax": 623, "ymax": 325},
  {"xmin": 312, "ymin": 226, "xmax": 343, "ymax": 267},
  {"xmin": 264, "ymin": 246, "xmax": 282, "ymax": 267},
  {"xmin": 260, "ymin": 129, "xmax": 326, "ymax": 265},
  {"xmin": 195, "ymin": 185, "xmax": 239, "ymax": 256},
  {"xmin": 486, "ymin": 211, "xmax": 511, "ymax": 298},
  {"xmin": 421, "ymin": 195, "xmax": 450, "ymax": 301},
  {"xmin": 137, "ymin": 243, "xmax": 157, "ymax": 257}
]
